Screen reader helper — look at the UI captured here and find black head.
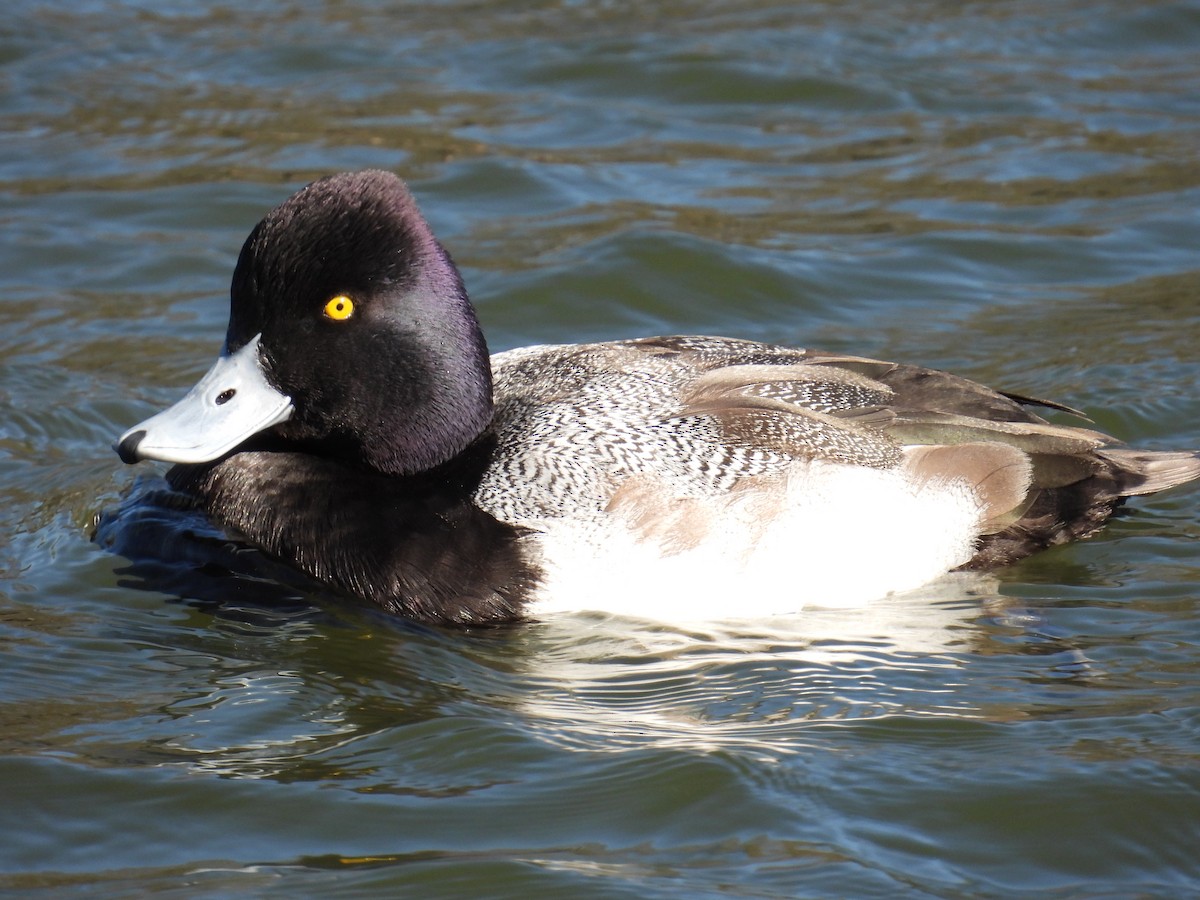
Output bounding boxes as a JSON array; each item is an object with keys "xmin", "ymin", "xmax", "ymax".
[{"xmin": 228, "ymin": 170, "xmax": 494, "ymax": 475}]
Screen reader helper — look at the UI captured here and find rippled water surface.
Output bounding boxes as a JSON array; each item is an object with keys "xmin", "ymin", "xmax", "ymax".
[{"xmin": 4, "ymin": 1, "xmax": 1200, "ymax": 896}]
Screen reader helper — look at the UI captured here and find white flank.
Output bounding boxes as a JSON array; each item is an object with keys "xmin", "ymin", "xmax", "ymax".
[{"xmin": 523, "ymin": 460, "xmax": 984, "ymax": 622}]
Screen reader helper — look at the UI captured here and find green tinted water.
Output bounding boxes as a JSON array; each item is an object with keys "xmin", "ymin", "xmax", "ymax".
[{"xmin": 3, "ymin": 1, "xmax": 1200, "ymax": 896}]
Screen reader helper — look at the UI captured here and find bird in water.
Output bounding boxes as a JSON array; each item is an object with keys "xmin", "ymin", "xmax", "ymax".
[{"xmin": 114, "ymin": 170, "xmax": 1200, "ymax": 625}]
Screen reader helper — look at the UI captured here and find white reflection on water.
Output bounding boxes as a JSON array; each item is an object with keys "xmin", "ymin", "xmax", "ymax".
[{"xmin": 507, "ymin": 574, "xmax": 1043, "ymax": 758}]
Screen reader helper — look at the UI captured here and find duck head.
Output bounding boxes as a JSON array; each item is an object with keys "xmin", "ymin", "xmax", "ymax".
[{"xmin": 116, "ymin": 171, "xmax": 494, "ymax": 476}]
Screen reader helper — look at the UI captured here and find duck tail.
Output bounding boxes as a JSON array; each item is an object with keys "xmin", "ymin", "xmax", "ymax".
[
  {"xmin": 962, "ymin": 445, "xmax": 1200, "ymax": 570},
  {"xmin": 1097, "ymin": 448, "xmax": 1200, "ymax": 497}
]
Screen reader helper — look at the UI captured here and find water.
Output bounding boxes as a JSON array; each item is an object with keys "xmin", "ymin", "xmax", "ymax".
[{"xmin": 3, "ymin": 1, "xmax": 1200, "ymax": 896}]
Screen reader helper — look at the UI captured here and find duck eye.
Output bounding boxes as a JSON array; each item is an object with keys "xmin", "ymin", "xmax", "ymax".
[{"xmin": 323, "ymin": 295, "xmax": 355, "ymax": 321}]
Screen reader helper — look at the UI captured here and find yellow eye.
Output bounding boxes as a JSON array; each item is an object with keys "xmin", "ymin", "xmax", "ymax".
[{"xmin": 324, "ymin": 295, "xmax": 355, "ymax": 321}]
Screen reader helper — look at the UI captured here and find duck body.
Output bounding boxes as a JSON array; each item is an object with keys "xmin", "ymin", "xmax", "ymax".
[{"xmin": 115, "ymin": 171, "xmax": 1200, "ymax": 625}]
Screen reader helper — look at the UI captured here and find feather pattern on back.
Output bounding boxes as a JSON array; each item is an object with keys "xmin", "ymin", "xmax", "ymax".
[{"xmin": 472, "ymin": 335, "xmax": 1200, "ymax": 573}]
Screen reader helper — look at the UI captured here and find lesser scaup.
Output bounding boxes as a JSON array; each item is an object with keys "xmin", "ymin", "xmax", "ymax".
[{"xmin": 115, "ymin": 170, "xmax": 1200, "ymax": 624}]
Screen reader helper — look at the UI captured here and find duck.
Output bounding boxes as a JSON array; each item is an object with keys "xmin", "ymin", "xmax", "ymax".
[{"xmin": 114, "ymin": 169, "xmax": 1200, "ymax": 625}]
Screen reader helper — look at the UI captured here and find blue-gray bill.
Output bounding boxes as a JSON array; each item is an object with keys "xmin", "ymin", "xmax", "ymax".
[{"xmin": 116, "ymin": 334, "xmax": 293, "ymax": 465}]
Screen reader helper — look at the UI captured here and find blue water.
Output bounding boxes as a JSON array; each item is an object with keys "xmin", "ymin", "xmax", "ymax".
[{"xmin": 3, "ymin": 1, "xmax": 1200, "ymax": 896}]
